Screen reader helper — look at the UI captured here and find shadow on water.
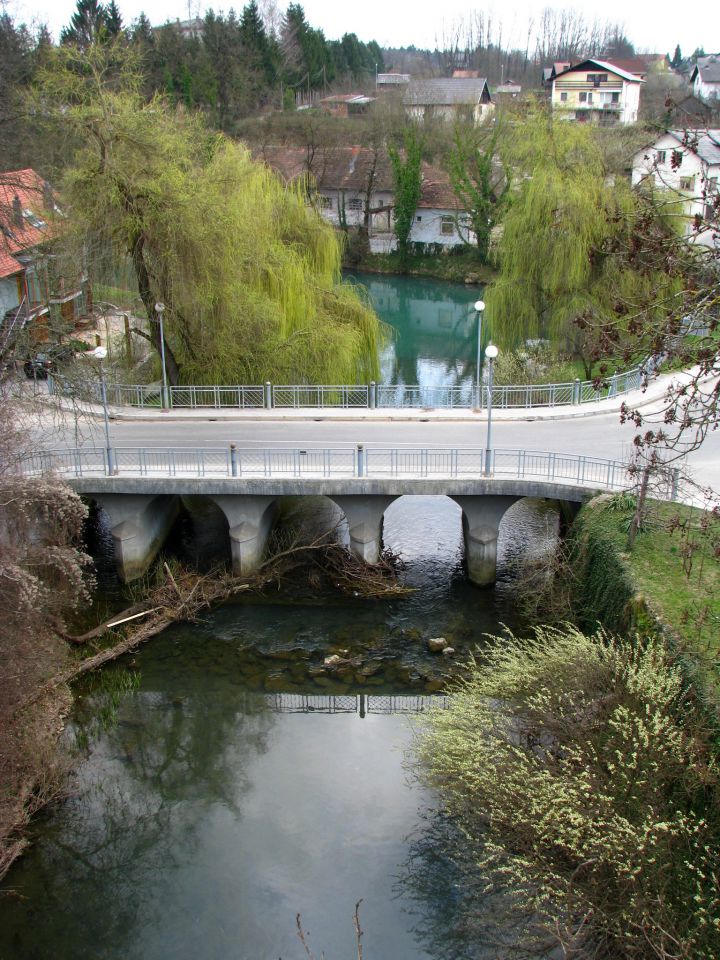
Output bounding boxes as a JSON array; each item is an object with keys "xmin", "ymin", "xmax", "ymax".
[{"xmin": 2, "ymin": 494, "xmax": 560, "ymax": 959}]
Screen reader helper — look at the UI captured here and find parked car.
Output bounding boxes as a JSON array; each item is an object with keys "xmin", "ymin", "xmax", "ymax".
[{"xmin": 23, "ymin": 344, "xmax": 75, "ymax": 379}]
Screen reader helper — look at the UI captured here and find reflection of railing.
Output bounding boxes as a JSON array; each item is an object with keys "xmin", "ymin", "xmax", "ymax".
[
  {"xmin": 262, "ymin": 693, "xmax": 449, "ymax": 717},
  {"xmin": 47, "ymin": 366, "xmax": 648, "ymax": 411}
]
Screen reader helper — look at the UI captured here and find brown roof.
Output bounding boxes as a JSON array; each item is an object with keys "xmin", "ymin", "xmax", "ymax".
[
  {"xmin": 0, "ymin": 169, "xmax": 55, "ymax": 279},
  {"xmin": 256, "ymin": 146, "xmax": 463, "ymax": 210}
]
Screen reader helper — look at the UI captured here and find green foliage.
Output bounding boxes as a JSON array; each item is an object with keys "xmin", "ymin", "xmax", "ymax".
[
  {"xmin": 485, "ymin": 116, "xmax": 682, "ymax": 372},
  {"xmin": 573, "ymin": 498, "xmax": 720, "ymax": 693},
  {"xmin": 389, "ymin": 128, "xmax": 423, "ymax": 270},
  {"xmin": 445, "ymin": 122, "xmax": 508, "ymax": 262},
  {"xmin": 36, "ymin": 43, "xmax": 383, "ymax": 385},
  {"xmin": 416, "ymin": 624, "xmax": 720, "ymax": 958}
]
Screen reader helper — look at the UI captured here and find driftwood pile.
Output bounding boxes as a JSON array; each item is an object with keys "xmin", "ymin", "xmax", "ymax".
[{"xmin": 14, "ymin": 532, "xmax": 409, "ymax": 718}]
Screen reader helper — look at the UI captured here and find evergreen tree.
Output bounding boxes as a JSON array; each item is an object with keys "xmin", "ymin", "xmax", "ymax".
[
  {"xmin": 105, "ymin": 0, "xmax": 123, "ymax": 38},
  {"xmin": 671, "ymin": 44, "xmax": 682, "ymax": 68},
  {"xmin": 60, "ymin": 0, "xmax": 108, "ymax": 47}
]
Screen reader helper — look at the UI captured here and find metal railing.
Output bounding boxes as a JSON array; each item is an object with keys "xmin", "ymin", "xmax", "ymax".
[
  {"xmin": 17, "ymin": 444, "xmax": 680, "ymax": 498},
  {"xmin": 47, "ymin": 365, "xmax": 647, "ymax": 411}
]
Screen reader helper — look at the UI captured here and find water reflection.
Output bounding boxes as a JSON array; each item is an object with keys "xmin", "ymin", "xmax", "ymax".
[{"xmin": 345, "ymin": 271, "xmax": 486, "ymax": 388}]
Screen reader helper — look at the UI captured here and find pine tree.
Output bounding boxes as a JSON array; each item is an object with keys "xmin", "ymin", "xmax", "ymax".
[
  {"xmin": 671, "ymin": 44, "xmax": 682, "ymax": 68},
  {"xmin": 105, "ymin": 0, "xmax": 123, "ymax": 37},
  {"xmin": 60, "ymin": 0, "xmax": 108, "ymax": 47}
]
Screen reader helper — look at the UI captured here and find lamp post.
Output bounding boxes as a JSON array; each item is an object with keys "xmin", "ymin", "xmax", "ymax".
[
  {"xmin": 484, "ymin": 343, "xmax": 498, "ymax": 476},
  {"xmin": 89, "ymin": 346, "xmax": 114, "ymax": 475},
  {"xmin": 154, "ymin": 301, "xmax": 168, "ymax": 409},
  {"xmin": 474, "ymin": 299, "xmax": 485, "ymax": 408}
]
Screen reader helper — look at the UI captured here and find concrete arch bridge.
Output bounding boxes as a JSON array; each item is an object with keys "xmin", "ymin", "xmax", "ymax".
[{"xmin": 26, "ymin": 444, "xmax": 666, "ymax": 586}]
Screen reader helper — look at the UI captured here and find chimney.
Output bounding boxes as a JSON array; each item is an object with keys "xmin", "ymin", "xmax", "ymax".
[{"xmin": 12, "ymin": 195, "xmax": 23, "ymax": 229}]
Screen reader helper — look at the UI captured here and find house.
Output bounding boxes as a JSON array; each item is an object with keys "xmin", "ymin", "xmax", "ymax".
[
  {"xmin": 403, "ymin": 78, "xmax": 493, "ymax": 124},
  {"xmin": 690, "ymin": 56, "xmax": 720, "ymax": 102},
  {"xmin": 318, "ymin": 94, "xmax": 375, "ymax": 118},
  {"xmin": 256, "ymin": 145, "xmax": 474, "ymax": 253},
  {"xmin": 542, "ymin": 61, "xmax": 572, "ymax": 88},
  {"xmin": 631, "ymin": 129, "xmax": 720, "ymax": 248},
  {"xmin": 494, "ymin": 82, "xmax": 522, "ymax": 100},
  {"xmin": 0, "ymin": 169, "xmax": 88, "ymax": 352},
  {"xmin": 376, "ymin": 73, "xmax": 411, "ymax": 92},
  {"xmin": 551, "ymin": 58, "xmax": 643, "ymax": 124}
]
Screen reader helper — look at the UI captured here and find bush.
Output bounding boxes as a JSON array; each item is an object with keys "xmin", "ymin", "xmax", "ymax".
[{"xmin": 415, "ymin": 625, "xmax": 720, "ymax": 958}]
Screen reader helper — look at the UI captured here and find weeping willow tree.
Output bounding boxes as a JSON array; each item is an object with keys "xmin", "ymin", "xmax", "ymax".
[
  {"xmin": 485, "ymin": 116, "xmax": 682, "ymax": 376},
  {"xmin": 35, "ymin": 43, "xmax": 382, "ymax": 385}
]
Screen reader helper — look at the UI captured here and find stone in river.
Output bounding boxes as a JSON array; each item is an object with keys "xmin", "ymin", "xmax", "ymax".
[{"xmin": 427, "ymin": 637, "xmax": 449, "ymax": 653}]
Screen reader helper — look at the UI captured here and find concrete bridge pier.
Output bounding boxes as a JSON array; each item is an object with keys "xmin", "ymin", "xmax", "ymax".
[
  {"xmin": 209, "ymin": 495, "xmax": 278, "ymax": 576},
  {"xmin": 453, "ymin": 495, "xmax": 520, "ymax": 587},
  {"xmin": 93, "ymin": 493, "xmax": 180, "ymax": 582},
  {"xmin": 331, "ymin": 495, "xmax": 397, "ymax": 564}
]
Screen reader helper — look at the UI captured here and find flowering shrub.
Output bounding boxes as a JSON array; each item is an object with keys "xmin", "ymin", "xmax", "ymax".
[{"xmin": 415, "ymin": 625, "xmax": 720, "ymax": 958}]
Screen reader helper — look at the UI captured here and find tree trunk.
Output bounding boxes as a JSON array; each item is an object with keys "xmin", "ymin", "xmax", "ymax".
[
  {"xmin": 626, "ymin": 464, "xmax": 651, "ymax": 550},
  {"xmin": 130, "ymin": 231, "xmax": 182, "ymax": 386}
]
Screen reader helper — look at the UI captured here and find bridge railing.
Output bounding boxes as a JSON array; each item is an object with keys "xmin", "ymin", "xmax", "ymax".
[
  {"xmin": 47, "ymin": 365, "xmax": 647, "ymax": 411},
  {"xmin": 15, "ymin": 444, "xmax": 674, "ymax": 496}
]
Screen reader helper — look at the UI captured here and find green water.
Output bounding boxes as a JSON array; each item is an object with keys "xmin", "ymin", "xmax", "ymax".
[
  {"xmin": 346, "ymin": 271, "xmax": 485, "ymax": 388},
  {"xmin": 0, "ymin": 496, "xmax": 558, "ymax": 959}
]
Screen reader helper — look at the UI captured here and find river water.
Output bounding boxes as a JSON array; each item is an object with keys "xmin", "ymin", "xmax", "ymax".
[
  {"xmin": 0, "ymin": 494, "xmax": 558, "ymax": 960},
  {"xmin": 345, "ymin": 271, "xmax": 485, "ymax": 389}
]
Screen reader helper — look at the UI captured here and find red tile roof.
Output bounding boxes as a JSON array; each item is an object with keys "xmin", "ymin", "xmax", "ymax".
[{"xmin": 0, "ymin": 169, "xmax": 55, "ymax": 279}]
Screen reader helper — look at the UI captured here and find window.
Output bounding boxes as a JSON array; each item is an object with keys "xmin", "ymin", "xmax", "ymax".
[
  {"xmin": 416, "ymin": 215, "xmax": 422, "ymax": 222},
  {"xmin": 656, "ymin": 150, "xmax": 667, "ymax": 165},
  {"xmin": 560, "ymin": 91, "xmax": 568, "ymax": 102},
  {"xmin": 440, "ymin": 216, "xmax": 455, "ymax": 236},
  {"xmin": 611, "ymin": 92, "xmax": 620, "ymax": 103},
  {"xmin": 347, "ymin": 197, "xmax": 363, "ymax": 211},
  {"xmin": 579, "ymin": 91, "xmax": 587, "ymax": 102},
  {"xmin": 587, "ymin": 73, "xmax": 609, "ymax": 85},
  {"xmin": 318, "ymin": 195, "xmax": 333, "ymax": 209},
  {"xmin": 680, "ymin": 176, "xmax": 695, "ymax": 191},
  {"xmin": 587, "ymin": 91, "xmax": 593, "ymax": 104}
]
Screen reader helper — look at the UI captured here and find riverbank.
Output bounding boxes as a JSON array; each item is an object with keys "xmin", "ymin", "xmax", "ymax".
[
  {"xmin": 572, "ymin": 495, "xmax": 720, "ymax": 706},
  {"xmin": 348, "ymin": 250, "xmax": 497, "ymax": 285}
]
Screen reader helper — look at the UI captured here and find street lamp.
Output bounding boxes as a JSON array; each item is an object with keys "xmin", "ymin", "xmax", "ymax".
[
  {"xmin": 154, "ymin": 301, "xmax": 168, "ymax": 409},
  {"xmin": 474, "ymin": 299, "xmax": 485, "ymax": 407},
  {"xmin": 88, "ymin": 345, "xmax": 114, "ymax": 475},
  {"xmin": 484, "ymin": 343, "xmax": 499, "ymax": 477}
]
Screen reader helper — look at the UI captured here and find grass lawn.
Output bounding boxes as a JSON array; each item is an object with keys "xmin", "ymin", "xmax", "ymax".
[{"xmin": 579, "ymin": 497, "xmax": 720, "ymax": 696}]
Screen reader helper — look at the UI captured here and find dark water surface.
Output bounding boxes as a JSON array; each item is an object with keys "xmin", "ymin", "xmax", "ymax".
[
  {"xmin": 0, "ymin": 496, "xmax": 557, "ymax": 960},
  {"xmin": 345, "ymin": 271, "xmax": 485, "ymax": 389}
]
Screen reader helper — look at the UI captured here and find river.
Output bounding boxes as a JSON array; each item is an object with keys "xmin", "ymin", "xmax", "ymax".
[
  {"xmin": 0, "ymin": 493, "xmax": 558, "ymax": 960},
  {"xmin": 345, "ymin": 271, "xmax": 485, "ymax": 389}
]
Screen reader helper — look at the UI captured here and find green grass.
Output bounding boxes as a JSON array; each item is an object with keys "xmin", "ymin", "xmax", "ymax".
[{"xmin": 578, "ymin": 497, "xmax": 720, "ymax": 696}]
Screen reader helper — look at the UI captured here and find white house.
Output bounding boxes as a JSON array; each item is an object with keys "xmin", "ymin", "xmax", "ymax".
[
  {"xmin": 403, "ymin": 78, "xmax": 494, "ymax": 124},
  {"xmin": 551, "ymin": 59, "xmax": 643, "ymax": 125},
  {"xmin": 631, "ymin": 130, "xmax": 720, "ymax": 248},
  {"xmin": 257, "ymin": 145, "xmax": 475, "ymax": 253},
  {"xmin": 690, "ymin": 56, "xmax": 720, "ymax": 102}
]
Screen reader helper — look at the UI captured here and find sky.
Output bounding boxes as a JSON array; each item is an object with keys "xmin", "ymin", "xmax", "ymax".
[{"xmin": 6, "ymin": 0, "xmax": 719, "ymax": 59}]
